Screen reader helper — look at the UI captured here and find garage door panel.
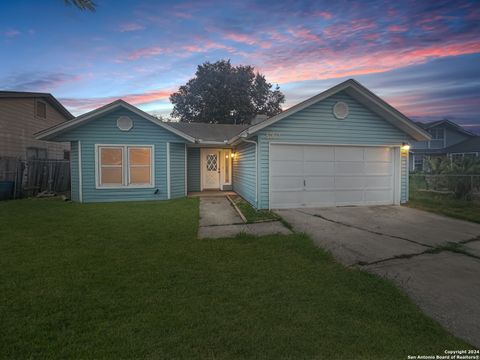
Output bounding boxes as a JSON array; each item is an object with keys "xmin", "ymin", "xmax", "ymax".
[
  {"xmin": 271, "ymin": 176, "xmax": 304, "ymax": 191},
  {"xmin": 303, "ymin": 190, "xmax": 335, "ymax": 206},
  {"xmin": 269, "ymin": 144, "xmax": 395, "ymax": 208},
  {"xmin": 270, "ymin": 160, "xmax": 303, "ymax": 175},
  {"xmin": 335, "ymin": 190, "xmax": 364, "ymax": 204},
  {"xmin": 303, "ymin": 146, "xmax": 334, "ymax": 161},
  {"xmin": 304, "ymin": 162, "xmax": 335, "ymax": 176},
  {"xmin": 335, "ymin": 147, "xmax": 364, "ymax": 161},
  {"xmin": 365, "ymin": 147, "xmax": 392, "ymax": 161},
  {"xmin": 365, "ymin": 190, "xmax": 393, "ymax": 203},
  {"xmin": 270, "ymin": 191, "xmax": 304, "ymax": 208},
  {"xmin": 335, "ymin": 162, "xmax": 364, "ymax": 175},
  {"xmin": 335, "ymin": 176, "xmax": 365, "ymax": 189},
  {"xmin": 366, "ymin": 176, "xmax": 392, "ymax": 188},
  {"xmin": 270, "ymin": 145, "xmax": 303, "ymax": 161},
  {"xmin": 364, "ymin": 162, "xmax": 392, "ymax": 175},
  {"xmin": 305, "ymin": 176, "xmax": 335, "ymax": 190}
]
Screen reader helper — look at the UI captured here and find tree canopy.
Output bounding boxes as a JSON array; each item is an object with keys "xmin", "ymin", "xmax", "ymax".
[{"xmin": 170, "ymin": 60, "xmax": 285, "ymax": 124}]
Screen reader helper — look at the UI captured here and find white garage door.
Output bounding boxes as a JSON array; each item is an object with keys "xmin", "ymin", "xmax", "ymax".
[{"xmin": 270, "ymin": 144, "xmax": 396, "ymax": 209}]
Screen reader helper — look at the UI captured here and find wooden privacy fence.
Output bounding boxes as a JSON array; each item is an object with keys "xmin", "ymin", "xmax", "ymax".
[{"xmin": 0, "ymin": 157, "xmax": 70, "ymax": 200}]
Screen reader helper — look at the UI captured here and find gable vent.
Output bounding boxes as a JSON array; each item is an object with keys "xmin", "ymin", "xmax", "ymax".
[
  {"xmin": 117, "ymin": 116, "xmax": 133, "ymax": 131},
  {"xmin": 333, "ymin": 101, "xmax": 349, "ymax": 119}
]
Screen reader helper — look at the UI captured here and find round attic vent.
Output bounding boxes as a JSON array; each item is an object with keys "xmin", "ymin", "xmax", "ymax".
[
  {"xmin": 117, "ymin": 116, "xmax": 133, "ymax": 131},
  {"xmin": 333, "ymin": 101, "xmax": 349, "ymax": 119}
]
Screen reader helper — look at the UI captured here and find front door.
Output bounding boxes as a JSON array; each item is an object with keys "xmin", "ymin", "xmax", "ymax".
[{"xmin": 202, "ymin": 150, "xmax": 220, "ymax": 189}]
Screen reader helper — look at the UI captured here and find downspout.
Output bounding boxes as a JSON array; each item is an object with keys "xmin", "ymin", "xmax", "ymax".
[{"xmin": 239, "ymin": 137, "xmax": 258, "ymax": 205}]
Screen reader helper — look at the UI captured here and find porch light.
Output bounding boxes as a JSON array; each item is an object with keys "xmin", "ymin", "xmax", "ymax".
[
  {"xmin": 225, "ymin": 154, "xmax": 229, "ymax": 159},
  {"xmin": 401, "ymin": 143, "xmax": 410, "ymax": 151}
]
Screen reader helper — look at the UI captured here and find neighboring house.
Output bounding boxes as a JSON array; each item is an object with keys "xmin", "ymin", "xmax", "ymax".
[
  {"xmin": 409, "ymin": 120, "xmax": 479, "ymax": 171},
  {"xmin": 36, "ymin": 79, "xmax": 430, "ymax": 209},
  {"xmin": 0, "ymin": 91, "xmax": 74, "ymax": 160}
]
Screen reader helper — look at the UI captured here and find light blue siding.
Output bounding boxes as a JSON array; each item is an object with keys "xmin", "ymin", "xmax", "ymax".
[
  {"xmin": 70, "ymin": 141, "xmax": 79, "ymax": 201},
  {"xmin": 233, "ymin": 140, "xmax": 257, "ymax": 207},
  {"xmin": 170, "ymin": 143, "xmax": 186, "ymax": 198},
  {"xmin": 187, "ymin": 148, "xmax": 200, "ymax": 192},
  {"xmin": 55, "ymin": 108, "xmax": 187, "ymax": 203},
  {"xmin": 255, "ymin": 91, "xmax": 414, "ymax": 209}
]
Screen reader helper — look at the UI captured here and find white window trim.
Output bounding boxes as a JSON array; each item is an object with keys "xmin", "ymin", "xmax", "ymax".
[{"xmin": 95, "ymin": 144, "xmax": 155, "ymax": 189}]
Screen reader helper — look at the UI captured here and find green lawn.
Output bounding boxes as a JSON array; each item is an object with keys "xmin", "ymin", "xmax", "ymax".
[
  {"xmin": 407, "ymin": 190, "xmax": 480, "ymax": 223},
  {"xmin": 0, "ymin": 198, "xmax": 469, "ymax": 358}
]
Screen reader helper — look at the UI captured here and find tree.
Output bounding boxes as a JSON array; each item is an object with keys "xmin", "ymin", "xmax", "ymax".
[
  {"xmin": 64, "ymin": 0, "xmax": 96, "ymax": 11},
  {"xmin": 170, "ymin": 60, "xmax": 285, "ymax": 124}
]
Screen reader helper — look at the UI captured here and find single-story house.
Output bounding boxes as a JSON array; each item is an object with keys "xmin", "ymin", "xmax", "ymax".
[{"xmin": 36, "ymin": 79, "xmax": 430, "ymax": 209}]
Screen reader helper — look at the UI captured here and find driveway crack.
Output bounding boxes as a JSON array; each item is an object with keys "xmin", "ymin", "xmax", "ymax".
[{"xmin": 295, "ymin": 209, "xmax": 434, "ymax": 249}]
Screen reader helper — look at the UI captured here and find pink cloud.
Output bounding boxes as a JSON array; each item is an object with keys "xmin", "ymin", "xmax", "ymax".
[
  {"xmin": 182, "ymin": 40, "xmax": 236, "ymax": 54},
  {"xmin": 126, "ymin": 47, "xmax": 164, "ymax": 60},
  {"xmin": 313, "ymin": 11, "xmax": 333, "ymax": 19},
  {"xmin": 260, "ymin": 37, "xmax": 480, "ymax": 84},
  {"xmin": 287, "ymin": 27, "xmax": 321, "ymax": 42},
  {"xmin": 61, "ymin": 88, "xmax": 173, "ymax": 113},
  {"xmin": 223, "ymin": 32, "xmax": 271, "ymax": 49},
  {"xmin": 388, "ymin": 24, "xmax": 408, "ymax": 32},
  {"xmin": 118, "ymin": 23, "xmax": 145, "ymax": 32}
]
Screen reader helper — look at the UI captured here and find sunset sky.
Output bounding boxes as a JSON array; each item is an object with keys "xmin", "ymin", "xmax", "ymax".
[{"xmin": 1, "ymin": 0, "xmax": 479, "ymax": 132}]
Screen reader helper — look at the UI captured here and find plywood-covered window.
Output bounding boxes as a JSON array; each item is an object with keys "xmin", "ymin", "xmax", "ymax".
[
  {"xmin": 96, "ymin": 145, "xmax": 154, "ymax": 188},
  {"xmin": 36, "ymin": 101, "xmax": 47, "ymax": 119}
]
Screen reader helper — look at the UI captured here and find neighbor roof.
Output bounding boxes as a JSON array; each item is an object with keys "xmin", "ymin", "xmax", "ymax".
[
  {"xmin": 445, "ymin": 136, "xmax": 480, "ymax": 154},
  {"xmin": 230, "ymin": 79, "xmax": 431, "ymax": 143},
  {"xmin": 166, "ymin": 122, "xmax": 248, "ymax": 143},
  {"xmin": 416, "ymin": 119, "xmax": 476, "ymax": 137},
  {"xmin": 0, "ymin": 91, "xmax": 74, "ymax": 120}
]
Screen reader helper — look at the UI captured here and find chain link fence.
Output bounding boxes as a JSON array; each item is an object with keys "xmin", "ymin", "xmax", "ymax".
[{"xmin": 410, "ymin": 174, "xmax": 480, "ymax": 200}]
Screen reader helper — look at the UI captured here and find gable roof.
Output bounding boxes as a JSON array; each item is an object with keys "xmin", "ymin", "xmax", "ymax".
[
  {"xmin": 0, "ymin": 90, "xmax": 74, "ymax": 120},
  {"xmin": 416, "ymin": 119, "xmax": 476, "ymax": 137},
  {"xmin": 229, "ymin": 79, "xmax": 431, "ymax": 143},
  {"xmin": 35, "ymin": 99, "xmax": 195, "ymax": 142},
  {"xmin": 167, "ymin": 122, "xmax": 248, "ymax": 143},
  {"xmin": 445, "ymin": 136, "xmax": 480, "ymax": 154}
]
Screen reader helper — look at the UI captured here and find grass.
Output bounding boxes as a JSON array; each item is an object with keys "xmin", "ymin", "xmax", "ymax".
[
  {"xmin": 231, "ymin": 195, "xmax": 279, "ymax": 223},
  {"xmin": 0, "ymin": 198, "xmax": 470, "ymax": 358},
  {"xmin": 407, "ymin": 190, "xmax": 480, "ymax": 224}
]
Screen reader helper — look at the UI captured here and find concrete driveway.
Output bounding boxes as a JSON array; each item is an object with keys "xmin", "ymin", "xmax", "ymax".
[{"xmin": 276, "ymin": 206, "xmax": 480, "ymax": 347}]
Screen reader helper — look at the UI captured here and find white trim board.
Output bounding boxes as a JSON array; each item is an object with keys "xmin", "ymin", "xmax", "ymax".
[{"xmin": 78, "ymin": 140, "xmax": 83, "ymax": 203}]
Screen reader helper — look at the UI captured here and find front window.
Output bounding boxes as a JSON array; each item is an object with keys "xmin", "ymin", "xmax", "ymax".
[
  {"xmin": 97, "ymin": 145, "xmax": 153, "ymax": 188},
  {"xmin": 414, "ymin": 154, "xmax": 425, "ymax": 172}
]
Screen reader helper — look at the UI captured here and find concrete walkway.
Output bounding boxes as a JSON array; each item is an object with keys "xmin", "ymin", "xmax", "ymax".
[
  {"xmin": 198, "ymin": 196, "xmax": 291, "ymax": 239},
  {"xmin": 276, "ymin": 206, "xmax": 480, "ymax": 347}
]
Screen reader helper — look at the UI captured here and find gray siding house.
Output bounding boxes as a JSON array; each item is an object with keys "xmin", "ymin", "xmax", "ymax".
[
  {"xmin": 0, "ymin": 91, "xmax": 74, "ymax": 160},
  {"xmin": 410, "ymin": 120, "xmax": 479, "ymax": 171},
  {"xmin": 36, "ymin": 79, "xmax": 430, "ymax": 208}
]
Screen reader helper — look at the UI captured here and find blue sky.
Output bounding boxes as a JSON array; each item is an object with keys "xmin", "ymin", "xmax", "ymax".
[{"xmin": 1, "ymin": 0, "xmax": 479, "ymax": 132}]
